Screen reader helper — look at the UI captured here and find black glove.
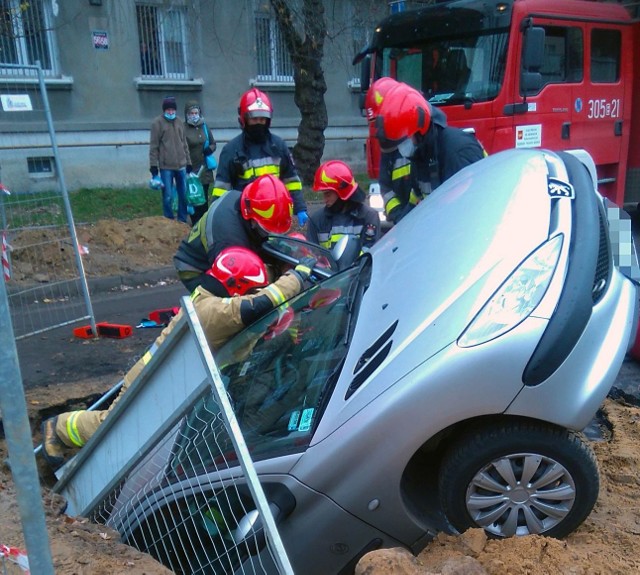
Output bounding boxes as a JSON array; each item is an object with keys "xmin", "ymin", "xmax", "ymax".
[
  {"xmin": 203, "ymin": 147, "xmax": 214, "ymax": 156},
  {"xmin": 150, "ymin": 166, "xmax": 159, "ymax": 177},
  {"xmin": 294, "ymin": 256, "xmax": 317, "ymax": 283},
  {"xmin": 186, "ymin": 164, "xmax": 193, "ymax": 174}
]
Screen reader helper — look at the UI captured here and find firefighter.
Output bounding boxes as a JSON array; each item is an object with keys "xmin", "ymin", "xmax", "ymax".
[
  {"xmin": 307, "ymin": 160, "xmax": 380, "ymax": 251},
  {"xmin": 41, "ymin": 246, "xmax": 317, "ymax": 470},
  {"xmin": 174, "ymin": 174, "xmax": 293, "ymax": 296},
  {"xmin": 365, "ymin": 77, "xmax": 411, "ymax": 227},
  {"xmin": 211, "ymin": 88, "xmax": 308, "ymax": 227},
  {"xmin": 374, "ymin": 81, "xmax": 485, "ymax": 223}
]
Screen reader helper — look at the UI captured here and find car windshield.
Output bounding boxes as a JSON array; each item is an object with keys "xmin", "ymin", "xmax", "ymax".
[
  {"xmin": 168, "ymin": 259, "xmax": 371, "ymax": 479},
  {"xmin": 381, "ymin": 30, "xmax": 508, "ymax": 104}
]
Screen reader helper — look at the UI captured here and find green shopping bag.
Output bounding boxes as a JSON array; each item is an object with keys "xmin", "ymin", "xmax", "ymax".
[{"xmin": 187, "ymin": 174, "xmax": 206, "ymax": 206}]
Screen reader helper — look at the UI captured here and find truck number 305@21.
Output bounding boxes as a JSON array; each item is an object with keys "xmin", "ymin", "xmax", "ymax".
[{"xmin": 587, "ymin": 98, "xmax": 621, "ymax": 119}]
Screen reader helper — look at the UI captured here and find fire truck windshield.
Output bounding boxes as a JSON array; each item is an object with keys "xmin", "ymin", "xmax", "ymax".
[{"xmin": 380, "ymin": 30, "xmax": 509, "ymax": 105}]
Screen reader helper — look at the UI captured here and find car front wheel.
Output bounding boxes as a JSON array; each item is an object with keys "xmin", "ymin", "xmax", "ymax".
[{"xmin": 439, "ymin": 421, "xmax": 600, "ymax": 539}]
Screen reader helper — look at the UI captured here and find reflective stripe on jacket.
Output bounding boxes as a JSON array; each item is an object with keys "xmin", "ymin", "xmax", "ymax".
[{"xmin": 212, "ymin": 131, "xmax": 306, "ymax": 213}]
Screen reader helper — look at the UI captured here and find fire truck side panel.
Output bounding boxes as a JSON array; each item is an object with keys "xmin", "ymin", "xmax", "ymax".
[{"xmin": 361, "ymin": 0, "xmax": 638, "ymax": 207}]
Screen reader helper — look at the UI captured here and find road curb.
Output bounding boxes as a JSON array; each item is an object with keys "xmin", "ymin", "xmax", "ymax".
[{"xmin": 87, "ymin": 266, "xmax": 179, "ymax": 295}]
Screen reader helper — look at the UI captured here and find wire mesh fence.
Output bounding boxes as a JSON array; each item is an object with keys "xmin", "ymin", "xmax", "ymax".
[
  {"xmin": 61, "ymin": 298, "xmax": 294, "ymax": 575},
  {"xmin": 91, "ymin": 405, "xmax": 284, "ymax": 575},
  {"xmin": 0, "ymin": 62, "xmax": 95, "ymax": 339}
]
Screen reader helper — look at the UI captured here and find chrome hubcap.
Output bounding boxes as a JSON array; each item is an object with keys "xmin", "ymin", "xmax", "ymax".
[{"xmin": 465, "ymin": 452, "xmax": 576, "ymax": 537}]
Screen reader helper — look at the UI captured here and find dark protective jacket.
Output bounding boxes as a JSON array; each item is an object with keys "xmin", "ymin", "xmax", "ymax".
[
  {"xmin": 173, "ymin": 190, "xmax": 263, "ymax": 289},
  {"xmin": 380, "ymin": 107, "xmax": 485, "ymax": 224},
  {"xmin": 307, "ymin": 190, "xmax": 381, "ymax": 251},
  {"xmin": 212, "ymin": 131, "xmax": 307, "ymax": 214}
]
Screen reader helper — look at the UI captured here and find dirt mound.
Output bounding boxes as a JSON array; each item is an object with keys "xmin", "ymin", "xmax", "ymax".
[{"xmin": 8, "ymin": 216, "xmax": 189, "ymax": 283}]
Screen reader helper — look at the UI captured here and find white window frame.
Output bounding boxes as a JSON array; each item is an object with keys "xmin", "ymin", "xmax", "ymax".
[
  {"xmin": 254, "ymin": 12, "xmax": 293, "ymax": 84},
  {"xmin": 136, "ymin": 3, "xmax": 189, "ymax": 80},
  {"xmin": 0, "ymin": 0, "xmax": 58, "ymax": 75}
]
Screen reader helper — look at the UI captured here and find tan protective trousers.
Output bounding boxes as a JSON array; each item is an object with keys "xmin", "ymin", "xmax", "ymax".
[{"xmin": 54, "ymin": 271, "xmax": 302, "ymax": 447}]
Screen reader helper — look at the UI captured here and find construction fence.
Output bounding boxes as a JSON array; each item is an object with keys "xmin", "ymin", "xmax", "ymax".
[
  {"xmin": 1, "ymin": 61, "xmax": 96, "ymax": 340},
  {"xmin": 0, "ymin": 61, "xmax": 95, "ymax": 575}
]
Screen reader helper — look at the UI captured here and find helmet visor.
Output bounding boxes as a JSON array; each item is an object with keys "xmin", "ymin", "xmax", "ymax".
[{"xmin": 374, "ymin": 114, "xmax": 408, "ymax": 152}]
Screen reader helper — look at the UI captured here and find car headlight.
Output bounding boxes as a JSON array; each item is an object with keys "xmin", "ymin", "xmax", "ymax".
[{"xmin": 458, "ymin": 234, "xmax": 564, "ymax": 347}]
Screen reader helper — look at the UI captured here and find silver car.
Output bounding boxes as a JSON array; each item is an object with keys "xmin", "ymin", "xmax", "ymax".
[{"xmin": 96, "ymin": 148, "xmax": 639, "ymax": 574}]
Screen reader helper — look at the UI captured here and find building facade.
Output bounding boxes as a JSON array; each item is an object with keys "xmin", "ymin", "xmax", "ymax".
[{"xmin": 0, "ymin": 0, "xmax": 389, "ymax": 191}]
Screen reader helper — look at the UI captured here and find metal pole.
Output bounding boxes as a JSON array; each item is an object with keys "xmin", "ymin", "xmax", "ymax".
[
  {"xmin": 184, "ymin": 296, "xmax": 295, "ymax": 575},
  {"xmin": 36, "ymin": 60, "xmax": 98, "ymax": 338},
  {"xmin": 0, "ymin": 273, "xmax": 55, "ymax": 574}
]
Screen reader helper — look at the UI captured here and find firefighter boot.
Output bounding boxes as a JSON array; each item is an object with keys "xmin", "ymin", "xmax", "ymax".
[{"xmin": 41, "ymin": 416, "xmax": 67, "ymax": 470}]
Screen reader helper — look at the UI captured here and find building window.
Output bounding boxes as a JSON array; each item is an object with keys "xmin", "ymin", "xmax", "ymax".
[
  {"xmin": 0, "ymin": 0, "xmax": 56, "ymax": 73},
  {"xmin": 255, "ymin": 12, "xmax": 293, "ymax": 83},
  {"xmin": 136, "ymin": 3, "xmax": 188, "ymax": 79},
  {"xmin": 27, "ymin": 156, "xmax": 54, "ymax": 175}
]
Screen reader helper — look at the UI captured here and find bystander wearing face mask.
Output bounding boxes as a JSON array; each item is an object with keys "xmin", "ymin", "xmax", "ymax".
[{"xmin": 187, "ymin": 109, "xmax": 200, "ymax": 126}]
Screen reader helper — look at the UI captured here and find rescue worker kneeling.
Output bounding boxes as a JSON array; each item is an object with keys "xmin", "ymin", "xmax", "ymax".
[{"xmin": 41, "ymin": 246, "xmax": 316, "ymax": 471}]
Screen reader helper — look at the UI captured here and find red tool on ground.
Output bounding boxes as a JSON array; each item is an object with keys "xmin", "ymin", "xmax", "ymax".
[
  {"xmin": 73, "ymin": 322, "xmax": 133, "ymax": 339},
  {"xmin": 148, "ymin": 307, "xmax": 180, "ymax": 325}
]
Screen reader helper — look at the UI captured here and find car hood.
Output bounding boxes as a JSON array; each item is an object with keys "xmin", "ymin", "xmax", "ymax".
[{"xmin": 314, "ymin": 150, "xmax": 562, "ymax": 439}]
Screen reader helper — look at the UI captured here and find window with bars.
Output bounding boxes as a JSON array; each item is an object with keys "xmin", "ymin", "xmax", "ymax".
[
  {"xmin": 0, "ymin": 0, "xmax": 56, "ymax": 73},
  {"xmin": 136, "ymin": 3, "xmax": 188, "ymax": 79},
  {"xmin": 255, "ymin": 13, "xmax": 293, "ymax": 83}
]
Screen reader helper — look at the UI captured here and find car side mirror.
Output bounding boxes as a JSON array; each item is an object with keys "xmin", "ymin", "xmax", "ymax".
[
  {"xmin": 332, "ymin": 235, "xmax": 361, "ymax": 271},
  {"xmin": 232, "ymin": 500, "xmax": 289, "ymax": 555}
]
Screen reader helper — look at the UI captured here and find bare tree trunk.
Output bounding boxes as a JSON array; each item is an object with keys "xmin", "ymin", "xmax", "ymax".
[{"xmin": 270, "ymin": 0, "xmax": 328, "ymax": 185}]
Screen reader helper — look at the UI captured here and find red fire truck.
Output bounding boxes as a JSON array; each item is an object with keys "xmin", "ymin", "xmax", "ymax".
[{"xmin": 355, "ymin": 0, "xmax": 640, "ymax": 209}]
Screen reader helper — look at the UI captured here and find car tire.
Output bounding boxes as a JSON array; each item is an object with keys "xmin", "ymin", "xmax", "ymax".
[{"xmin": 439, "ymin": 421, "xmax": 599, "ymax": 539}]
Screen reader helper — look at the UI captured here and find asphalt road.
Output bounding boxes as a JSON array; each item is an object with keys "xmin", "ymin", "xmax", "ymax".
[{"xmin": 16, "ymin": 274, "xmax": 187, "ymax": 391}]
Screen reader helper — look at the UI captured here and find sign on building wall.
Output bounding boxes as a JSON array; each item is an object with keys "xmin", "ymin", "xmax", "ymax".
[
  {"xmin": 92, "ymin": 30, "xmax": 110, "ymax": 50},
  {"xmin": 0, "ymin": 95, "xmax": 33, "ymax": 112}
]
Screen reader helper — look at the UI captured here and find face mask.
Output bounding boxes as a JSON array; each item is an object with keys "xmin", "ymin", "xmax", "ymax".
[
  {"xmin": 328, "ymin": 198, "xmax": 346, "ymax": 214},
  {"xmin": 245, "ymin": 123, "xmax": 268, "ymax": 143},
  {"xmin": 398, "ymin": 138, "xmax": 417, "ymax": 159},
  {"xmin": 164, "ymin": 112, "xmax": 176, "ymax": 121},
  {"xmin": 187, "ymin": 113, "xmax": 200, "ymax": 125}
]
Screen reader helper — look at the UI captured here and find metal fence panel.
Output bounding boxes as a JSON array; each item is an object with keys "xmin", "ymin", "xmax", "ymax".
[
  {"xmin": 0, "ymin": 218, "xmax": 55, "ymax": 574},
  {"xmin": 0, "ymin": 62, "xmax": 95, "ymax": 339},
  {"xmin": 55, "ymin": 296, "xmax": 293, "ymax": 575}
]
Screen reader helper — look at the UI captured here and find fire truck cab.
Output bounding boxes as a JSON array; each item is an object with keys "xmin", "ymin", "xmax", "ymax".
[{"xmin": 356, "ymin": 0, "xmax": 640, "ymax": 208}]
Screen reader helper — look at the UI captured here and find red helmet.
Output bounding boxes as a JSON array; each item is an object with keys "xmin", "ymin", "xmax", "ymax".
[
  {"xmin": 312, "ymin": 160, "xmax": 358, "ymax": 200},
  {"xmin": 374, "ymin": 82, "xmax": 432, "ymax": 151},
  {"xmin": 241, "ymin": 174, "xmax": 293, "ymax": 234},
  {"xmin": 238, "ymin": 88, "xmax": 273, "ymax": 128},
  {"xmin": 206, "ymin": 246, "xmax": 268, "ymax": 296},
  {"xmin": 364, "ymin": 77, "xmax": 399, "ymax": 123}
]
